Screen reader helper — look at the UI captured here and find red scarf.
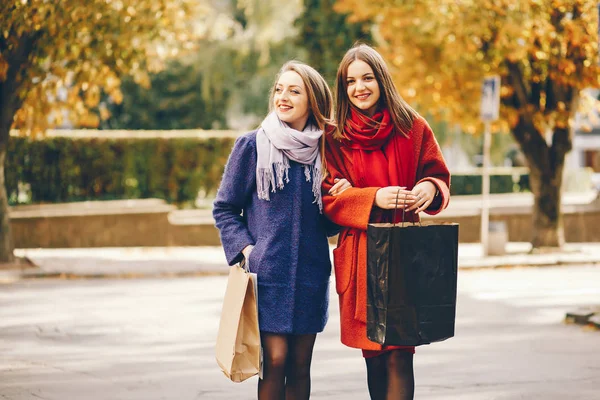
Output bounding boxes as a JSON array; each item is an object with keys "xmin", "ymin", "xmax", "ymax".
[{"xmin": 342, "ymin": 108, "xmax": 415, "ymax": 222}]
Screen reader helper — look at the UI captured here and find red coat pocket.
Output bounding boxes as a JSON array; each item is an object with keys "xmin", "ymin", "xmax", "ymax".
[{"xmin": 332, "ymin": 232, "xmax": 356, "ymax": 295}]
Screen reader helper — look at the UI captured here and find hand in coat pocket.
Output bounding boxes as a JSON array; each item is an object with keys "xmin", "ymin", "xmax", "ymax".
[
  {"xmin": 242, "ymin": 245, "xmax": 254, "ymax": 260},
  {"xmin": 242, "ymin": 244, "xmax": 254, "ymax": 270}
]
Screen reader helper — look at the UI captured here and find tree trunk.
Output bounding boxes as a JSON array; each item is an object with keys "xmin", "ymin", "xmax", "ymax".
[
  {"xmin": 505, "ymin": 60, "xmax": 575, "ymax": 249},
  {"xmin": 0, "ymin": 32, "xmax": 40, "ymax": 263},
  {"xmin": 0, "ymin": 140, "xmax": 15, "ymax": 263},
  {"xmin": 527, "ymin": 162, "xmax": 565, "ymax": 248},
  {"xmin": 511, "ymin": 117, "xmax": 570, "ymax": 249}
]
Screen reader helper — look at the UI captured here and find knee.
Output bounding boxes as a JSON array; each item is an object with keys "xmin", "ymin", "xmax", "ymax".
[
  {"xmin": 264, "ymin": 350, "xmax": 287, "ymax": 371},
  {"xmin": 387, "ymin": 351, "xmax": 414, "ymax": 374}
]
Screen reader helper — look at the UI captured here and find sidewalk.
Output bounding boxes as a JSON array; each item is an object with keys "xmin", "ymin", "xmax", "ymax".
[{"xmin": 1, "ymin": 242, "xmax": 600, "ymax": 282}]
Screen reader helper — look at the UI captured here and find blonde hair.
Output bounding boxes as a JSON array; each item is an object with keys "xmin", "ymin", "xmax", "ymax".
[
  {"xmin": 269, "ymin": 61, "xmax": 334, "ymax": 131},
  {"xmin": 268, "ymin": 61, "xmax": 335, "ymax": 177},
  {"xmin": 334, "ymin": 44, "xmax": 416, "ymax": 140}
]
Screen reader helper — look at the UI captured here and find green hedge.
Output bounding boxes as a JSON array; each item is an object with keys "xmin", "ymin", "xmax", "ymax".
[
  {"xmin": 450, "ymin": 173, "xmax": 529, "ymax": 195},
  {"xmin": 7, "ymin": 136, "xmax": 236, "ymax": 207},
  {"xmin": 7, "ymin": 135, "xmax": 532, "ymax": 206}
]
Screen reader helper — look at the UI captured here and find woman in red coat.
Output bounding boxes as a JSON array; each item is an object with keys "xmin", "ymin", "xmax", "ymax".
[{"xmin": 322, "ymin": 44, "xmax": 451, "ymax": 399}]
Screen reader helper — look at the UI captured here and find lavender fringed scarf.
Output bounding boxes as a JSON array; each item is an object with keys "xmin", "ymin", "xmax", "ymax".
[{"xmin": 256, "ymin": 112, "xmax": 323, "ymax": 212}]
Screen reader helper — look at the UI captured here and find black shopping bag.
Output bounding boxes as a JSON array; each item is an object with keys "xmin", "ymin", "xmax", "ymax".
[{"xmin": 366, "ymin": 216, "xmax": 459, "ymax": 346}]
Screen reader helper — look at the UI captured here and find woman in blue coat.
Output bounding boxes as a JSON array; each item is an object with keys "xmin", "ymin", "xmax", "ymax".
[{"xmin": 213, "ymin": 61, "xmax": 350, "ymax": 399}]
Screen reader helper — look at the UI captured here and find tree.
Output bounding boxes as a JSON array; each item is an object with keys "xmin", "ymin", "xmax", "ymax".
[
  {"xmin": 105, "ymin": 59, "xmax": 230, "ymax": 130},
  {"xmin": 106, "ymin": 0, "xmax": 306, "ymax": 131},
  {"xmin": 0, "ymin": 0, "xmax": 208, "ymax": 262},
  {"xmin": 335, "ymin": 0, "xmax": 600, "ymax": 248},
  {"xmin": 295, "ymin": 0, "xmax": 372, "ymax": 84}
]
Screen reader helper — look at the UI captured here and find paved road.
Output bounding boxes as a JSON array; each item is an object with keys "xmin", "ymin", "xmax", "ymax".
[{"xmin": 1, "ymin": 265, "xmax": 599, "ymax": 399}]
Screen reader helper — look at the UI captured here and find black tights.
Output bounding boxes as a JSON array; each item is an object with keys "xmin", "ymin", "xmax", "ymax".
[
  {"xmin": 258, "ymin": 332, "xmax": 317, "ymax": 400},
  {"xmin": 365, "ymin": 350, "xmax": 414, "ymax": 400}
]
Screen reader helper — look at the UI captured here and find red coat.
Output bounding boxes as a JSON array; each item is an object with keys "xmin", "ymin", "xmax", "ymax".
[{"xmin": 322, "ymin": 116, "xmax": 450, "ymax": 350}]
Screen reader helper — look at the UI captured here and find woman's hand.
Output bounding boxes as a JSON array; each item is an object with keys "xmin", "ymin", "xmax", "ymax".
[
  {"xmin": 329, "ymin": 178, "xmax": 352, "ymax": 196},
  {"xmin": 374, "ymin": 186, "xmax": 418, "ymax": 209},
  {"xmin": 242, "ymin": 245, "xmax": 254, "ymax": 260},
  {"xmin": 406, "ymin": 181, "xmax": 437, "ymax": 213}
]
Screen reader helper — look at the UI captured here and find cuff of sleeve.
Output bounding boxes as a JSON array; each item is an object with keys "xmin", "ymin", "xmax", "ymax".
[
  {"xmin": 417, "ymin": 177, "xmax": 449, "ymax": 215},
  {"xmin": 225, "ymin": 238, "xmax": 254, "ymax": 266}
]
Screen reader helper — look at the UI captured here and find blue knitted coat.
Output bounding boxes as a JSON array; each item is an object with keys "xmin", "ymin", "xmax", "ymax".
[{"xmin": 213, "ymin": 131, "xmax": 332, "ymax": 334}]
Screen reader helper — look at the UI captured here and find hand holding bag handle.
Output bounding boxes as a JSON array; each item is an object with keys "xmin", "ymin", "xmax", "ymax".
[{"xmin": 391, "ymin": 189, "xmax": 422, "ymax": 228}]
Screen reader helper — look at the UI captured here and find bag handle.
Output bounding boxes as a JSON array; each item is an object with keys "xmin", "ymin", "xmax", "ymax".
[
  {"xmin": 240, "ymin": 257, "xmax": 250, "ymax": 273},
  {"xmin": 392, "ymin": 189, "xmax": 422, "ymax": 228}
]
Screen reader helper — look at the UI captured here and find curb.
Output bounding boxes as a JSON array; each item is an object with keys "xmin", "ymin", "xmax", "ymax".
[
  {"xmin": 0, "ymin": 269, "xmax": 227, "ymax": 283},
  {"xmin": 458, "ymin": 258, "xmax": 600, "ymax": 270},
  {"xmin": 1, "ymin": 257, "xmax": 600, "ymax": 282},
  {"xmin": 3, "ymin": 243, "xmax": 600, "ymax": 282}
]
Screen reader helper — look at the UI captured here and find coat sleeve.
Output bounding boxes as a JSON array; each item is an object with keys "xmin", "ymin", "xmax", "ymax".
[
  {"xmin": 322, "ymin": 187, "xmax": 379, "ymax": 230},
  {"xmin": 415, "ymin": 118, "xmax": 451, "ymax": 215},
  {"xmin": 212, "ymin": 134, "xmax": 256, "ymax": 265},
  {"xmin": 322, "ymin": 136, "xmax": 380, "ymax": 230}
]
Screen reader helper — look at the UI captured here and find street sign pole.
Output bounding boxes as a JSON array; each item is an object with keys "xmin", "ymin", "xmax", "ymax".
[
  {"xmin": 480, "ymin": 76, "xmax": 501, "ymax": 257},
  {"xmin": 481, "ymin": 120, "xmax": 492, "ymax": 257}
]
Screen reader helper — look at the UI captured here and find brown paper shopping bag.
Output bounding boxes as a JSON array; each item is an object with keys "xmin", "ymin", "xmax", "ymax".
[{"xmin": 215, "ymin": 261, "xmax": 261, "ymax": 382}]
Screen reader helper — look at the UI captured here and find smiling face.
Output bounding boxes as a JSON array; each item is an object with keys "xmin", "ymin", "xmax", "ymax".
[
  {"xmin": 273, "ymin": 70, "xmax": 310, "ymax": 131},
  {"xmin": 346, "ymin": 59, "xmax": 381, "ymax": 117}
]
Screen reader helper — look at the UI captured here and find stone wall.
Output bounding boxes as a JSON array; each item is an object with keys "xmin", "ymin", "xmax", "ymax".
[
  {"xmin": 11, "ymin": 200, "xmax": 176, "ymax": 248},
  {"xmin": 10, "ymin": 193, "xmax": 600, "ymax": 248},
  {"xmin": 421, "ymin": 192, "xmax": 600, "ymax": 243},
  {"xmin": 424, "ymin": 210, "xmax": 600, "ymax": 243}
]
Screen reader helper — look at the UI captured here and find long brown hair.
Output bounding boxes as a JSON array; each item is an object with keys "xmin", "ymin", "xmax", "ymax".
[
  {"xmin": 268, "ymin": 61, "xmax": 335, "ymax": 177},
  {"xmin": 334, "ymin": 44, "xmax": 416, "ymax": 140}
]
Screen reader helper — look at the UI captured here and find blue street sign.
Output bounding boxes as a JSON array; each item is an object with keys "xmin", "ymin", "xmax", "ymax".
[{"xmin": 480, "ymin": 76, "xmax": 501, "ymax": 122}]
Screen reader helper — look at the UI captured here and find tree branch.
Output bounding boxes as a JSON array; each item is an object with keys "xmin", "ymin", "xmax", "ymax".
[
  {"xmin": 506, "ymin": 62, "xmax": 528, "ymax": 108},
  {"xmin": 543, "ymin": 75, "xmax": 556, "ymax": 113},
  {"xmin": 512, "ymin": 113, "xmax": 549, "ymax": 173},
  {"xmin": 549, "ymin": 88, "xmax": 576, "ymax": 171},
  {"xmin": 550, "ymin": 125, "xmax": 571, "ymax": 168},
  {"xmin": 529, "ymin": 37, "xmax": 545, "ymax": 110}
]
